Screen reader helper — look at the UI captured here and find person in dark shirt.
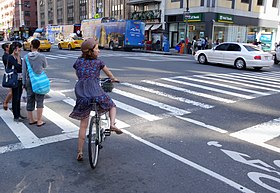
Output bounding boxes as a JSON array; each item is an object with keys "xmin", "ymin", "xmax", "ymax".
[
  {"xmin": 7, "ymin": 42, "xmax": 26, "ymax": 122},
  {"xmin": 2, "ymin": 43, "xmax": 12, "ymax": 110}
]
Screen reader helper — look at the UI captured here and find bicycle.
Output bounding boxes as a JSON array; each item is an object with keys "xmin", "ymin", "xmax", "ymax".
[{"xmin": 88, "ymin": 78, "xmax": 117, "ymax": 169}]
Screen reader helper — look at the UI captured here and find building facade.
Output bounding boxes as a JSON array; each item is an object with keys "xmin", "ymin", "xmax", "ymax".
[
  {"xmin": 127, "ymin": 0, "xmax": 280, "ymax": 50},
  {"xmin": 35, "ymin": 0, "xmax": 280, "ymax": 50},
  {"xmin": 164, "ymin": 0, "xmax": 280, "ymax": 49},
  {"xmin": 37, "ymin": 0, "xmax": 130, "ymax": 28},
  {"xmin": 0, "ymin": 0, "xmax": 37, "ymax": 40}
]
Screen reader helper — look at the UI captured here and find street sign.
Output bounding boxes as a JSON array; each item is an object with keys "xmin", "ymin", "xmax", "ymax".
[{"xmin": 184, "ymin": 11, "xmax": 190, "ymax": 19}]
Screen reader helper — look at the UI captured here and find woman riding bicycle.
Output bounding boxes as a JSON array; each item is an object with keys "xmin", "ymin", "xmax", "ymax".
[{"xmin": 69, "ymin": 38, "xmax": 123, "ymax": 161}]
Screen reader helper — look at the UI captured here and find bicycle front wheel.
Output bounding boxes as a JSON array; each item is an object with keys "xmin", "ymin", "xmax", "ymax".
[{"xmin": 88, "ymin": 116, "xmax": 100, "ymax": 169}]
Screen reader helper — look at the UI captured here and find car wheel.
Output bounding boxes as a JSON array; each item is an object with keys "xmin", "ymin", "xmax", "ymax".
[
  {"xmin": 253, "ymin": 67, "xmax": 262, "ymax": 70},
  {"xmin": 58, "ymin": 44, "xmax": 62, "ymax": 50},
  {"xmin": 198, "ymin": 54, "xmax": 207, "ymax": 64},
  {"xmin": 68, "ymin": 44, "xmax": 72, "ymax": 50},
  {"xmin": 234, "ymin": 58, "xmax": 246, "ymax": 70},
  {"xmin": 23, "ymin": 45, "xmax": 26, "ymax": 51},
  {"xmin": 46, "ymin": 48, "xmax": 50, "ymax": 52}
]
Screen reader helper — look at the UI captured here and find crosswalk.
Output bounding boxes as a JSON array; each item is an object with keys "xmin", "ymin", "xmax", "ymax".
[
  {"xmin": 43, "ymin": 52, "xmax": 191, "ymax": 62},
  {"xmin": 1, "ymin": 71, "xmax": 280, "ymax": 154},
  {"xmin": 0, "ymin": 52, "xmax": 189, "ymax": 70}
]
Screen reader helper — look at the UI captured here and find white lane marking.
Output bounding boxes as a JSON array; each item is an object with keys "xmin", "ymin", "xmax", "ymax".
[
  {"xmin": 45, "ymin": 54, "xmax": 68, "ymax": 59},
  {"xmin": 0, "ymin": 109, "xmax": 42, "ymax": 148},
  {"xmin": 230, "ymin": 72, "xmax": 280, "ymax": 83},
  {"xmin": 63, "ymin": 97, "xmax": 131, "ymax": 127},
  {"xmin": 113, "ymin": 99, "xmax": 162, "ymax": 121},
  {"xmin": 0, "ymin": 60, "xmax": 4, "ymax": 69},
  {"xmin": 176, "ymin": 115, "xmax": 280, "ymax": 154},
  {"xmin": 40, "ymin": 131, "xmax": 78, "ymax": 145},
  {"xmin": 0, "ymin": 143, "xmax": 24, "ymax": 154},
  {"xmin": 171, "ymin": 76, "xmax": 267, "ymax": 96},
  {"xmin": 217, "ymin": 73, "xmax": 280, "ymax": 85},
  {"xmin": 194, "ymin": 75, "xmax": 280, "ymax": 92},
  {"xmin": 142, "ymin": 80, "xmax": 235, "ymax": 103},
  {"xmin": 121, "ymin": 82, "xmax": 213, "ymax": 109},
  {"xmin": 122, "ymin": 129, "xmax": 255, "ymax": 193},
  {"xmin": 205, "ymin": 73, "xmax": 280, "ymax": 89},
  {"xmin": 43, "ymin": 106, "xmax": 78, "ymax": 133},
  {"xmin": 113, "ymin": 88, "xmax": 190, "ymax": 116},
  {"xmin": 124, "ymin": 56, "xmax": 192, "ymax": 62},
  {"xmin": 175, "ymin": 116, "xmax": 228, "ymax": 133},
  {"xmin": 230, "ymin": 117, "xmax": 280, "ymax": 143},
  {"xmin": 59, "ymin": 89, "xmax": 75, "ymax": 93}
]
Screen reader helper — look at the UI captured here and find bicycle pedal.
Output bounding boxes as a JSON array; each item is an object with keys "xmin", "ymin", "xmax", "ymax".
[{"xmin": 104, "ymin": 129, "xmax": 111, "ymax": 136}]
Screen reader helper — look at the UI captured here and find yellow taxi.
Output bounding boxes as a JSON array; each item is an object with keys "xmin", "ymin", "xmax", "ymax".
[
  {"xmin": 23, "ymin": 36, "xmax": 51, "ymax": 52},
  {"xmin": 57, "ymin": 35, "xmax": 84, "ymax": 50}
]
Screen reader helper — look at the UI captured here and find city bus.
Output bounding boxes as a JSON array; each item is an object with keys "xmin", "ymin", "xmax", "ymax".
[{"xmin": 81, "ymin": 18, "xmax": 145, "ymax": 51}]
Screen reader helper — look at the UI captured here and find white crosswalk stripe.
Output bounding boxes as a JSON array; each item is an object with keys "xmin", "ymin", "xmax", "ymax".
[
  {"xmin": 1, "ymin": 71, "xmax": 280, "ymax": 154},
  {"xmin": 141, "ymin": 79, "xmax": 236, "ymax": 103},
  {"xmin": 0, "ymin": 60, "xmax": 4, "ymax": 70}
]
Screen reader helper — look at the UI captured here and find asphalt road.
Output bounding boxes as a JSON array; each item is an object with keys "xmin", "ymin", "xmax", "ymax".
[{"xmin": 0, "ymin": 45, "xmax": 280, "ymax": 193}]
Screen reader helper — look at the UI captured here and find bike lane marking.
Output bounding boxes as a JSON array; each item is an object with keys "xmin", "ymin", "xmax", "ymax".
[{"xmin": 122, "ymin": 129, "xmax": 255, "ymax": 193}]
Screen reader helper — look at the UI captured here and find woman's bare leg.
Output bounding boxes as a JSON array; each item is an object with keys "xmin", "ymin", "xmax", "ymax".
[
  {"xmin": 36, "ymin": 108, "xmax": 44, "ymax": 125},
  {"xmin": 109, "ymin": 107, "xmax": 122, "ymax": 134},
  {"xmin": 77, "ymin": 117, "xmax": 89, "ymax": 154},
  {"xmin": 3, "ymin": 89, "xmax": 12, "ymax": 110},
  {"xmin": 28, "ymin": 111, "xmax": 36, "ymax": 123}
]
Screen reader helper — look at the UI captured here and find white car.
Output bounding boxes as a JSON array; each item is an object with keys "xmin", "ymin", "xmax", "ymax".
[{"xmin": 194, "ymin": 42, "xmax": 273, "ymax": 70}]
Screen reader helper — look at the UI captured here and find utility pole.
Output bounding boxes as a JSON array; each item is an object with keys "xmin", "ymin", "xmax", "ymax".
[{"xmin": 183, "ymin": 0, "xmax": 190, "ymax": 54}]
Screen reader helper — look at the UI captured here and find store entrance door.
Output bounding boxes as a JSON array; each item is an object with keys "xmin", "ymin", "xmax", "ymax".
[{"xmin": 171, "ymin": 32, "xmax": 178, "ymax": 47}]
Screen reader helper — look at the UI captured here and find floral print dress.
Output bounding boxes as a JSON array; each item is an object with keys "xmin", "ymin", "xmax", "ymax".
[{"xmin": 69, "ymin": 58, "xmax": 116, "ymax": 120}]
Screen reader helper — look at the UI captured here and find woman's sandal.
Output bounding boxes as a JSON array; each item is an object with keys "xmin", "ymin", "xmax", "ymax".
[
  {"xmin": 77, "ymin": 152, "xmax": 83, "ymax": 161},
  {"xmin": 110, "ymin": 125, "xmax": 123, "ymax": 135}
]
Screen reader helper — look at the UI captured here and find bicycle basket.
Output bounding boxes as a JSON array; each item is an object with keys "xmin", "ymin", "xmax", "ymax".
[{"xmin": 101, "ymin": 81, "xmax": 114, "ymax": 92}]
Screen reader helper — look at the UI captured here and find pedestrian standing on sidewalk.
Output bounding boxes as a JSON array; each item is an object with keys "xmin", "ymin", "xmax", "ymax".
[
  {"xmin": 22, "ymin": 39, "xmax": 48, "ymax": 127},
  {"xmin": 7, "ymin": 42, "xmax": 26, "ymax": 122},
  {"xmin": 2, "ymin": 43, "xmax": 12, "ymax": 110}
]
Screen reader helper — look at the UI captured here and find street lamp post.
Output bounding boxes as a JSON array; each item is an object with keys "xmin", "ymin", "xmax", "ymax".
[{"xmin": 183, "ymin": 0, "xmax": 190, "ymax": 54}]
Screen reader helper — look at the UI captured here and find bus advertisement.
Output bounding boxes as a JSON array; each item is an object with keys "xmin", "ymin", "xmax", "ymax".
[{"xmin": 81, "ymin": 19, "xmax": 145, "ymax": 50}]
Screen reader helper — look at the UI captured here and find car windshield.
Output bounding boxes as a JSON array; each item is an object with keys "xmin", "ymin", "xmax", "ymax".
[{"xmin": 243, "ymin": 45, "xmax": 261, "ymax": 51}]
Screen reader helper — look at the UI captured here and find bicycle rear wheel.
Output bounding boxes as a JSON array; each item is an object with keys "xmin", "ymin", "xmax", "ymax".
[{"xmin": 88, "ymin": 116, "xmax": 100, "ymax": 169}]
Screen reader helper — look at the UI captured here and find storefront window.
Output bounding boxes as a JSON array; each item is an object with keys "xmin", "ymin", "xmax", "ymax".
[{"xmin": 213, "ymin": 24, "xmax": 246, "ymax": 43}]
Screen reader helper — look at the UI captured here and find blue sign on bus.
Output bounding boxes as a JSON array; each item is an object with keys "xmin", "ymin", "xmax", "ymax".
[{"xmin": 81, "ymin": 19, "xmax": 145, "ymax": 51}]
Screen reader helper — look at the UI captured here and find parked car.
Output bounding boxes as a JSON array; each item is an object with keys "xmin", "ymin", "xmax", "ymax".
[
  {"xmin": 57, "ymin": 36, "xmax": 84, "ymax": 50},
  {"xmin": 23, "ymin": 36, "xmax": 51, "ymax": 52},
  {"xmin": 194, "ymin": 42, "xmax": 273, "ymax": 70},
  {"xmin": 273, "ymin": 46, "xmax": 280, "ymax": 64}
]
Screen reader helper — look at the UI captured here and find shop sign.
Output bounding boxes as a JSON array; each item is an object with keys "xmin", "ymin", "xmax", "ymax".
[
  {"xmin": 188, "ymin": 13, "xmax": 203, "ymax": 22},
  {"xmin": 217, "ymin": 14, "xmax": 233, "ymax": 23}
]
